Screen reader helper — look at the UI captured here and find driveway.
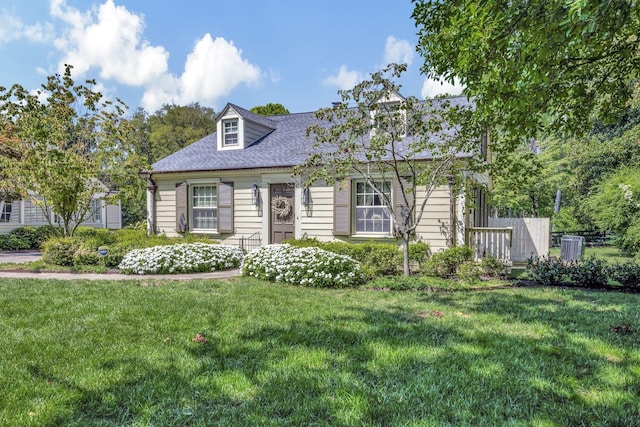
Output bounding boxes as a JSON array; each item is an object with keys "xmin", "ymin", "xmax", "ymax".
[{"xmin": 0, "ymin": 250, "xmax": 42, "ymax": 264}]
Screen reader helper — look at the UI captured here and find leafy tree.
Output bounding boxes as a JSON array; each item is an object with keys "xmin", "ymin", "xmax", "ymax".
[
  {"xmin": 250, "ymin": 103, "xmax": 290, "ymax": 116},
  {"xmin": 413, "ymin": 0, "xmax": 640, "ymax": 142},
  {"xmin": 295, "ymin": 64, "xmax": 482, "ymax": 276},
  {"xmin": 587, "ymin": 167, "xmax": 640, "ymax": 254},
  {"xmin": 148, "ymin": 103, "xmax": 216, "ymax": 162},
  {"xmin": 117, "ymin": 103, "xmax": 217, "ymax": 226},
  {"xmin": 490, "ymin": 136, "xmax": 572, "ymax": 218},
  {"xmin": 0, "ymin": 65, "xmax": 128, "ymax": 236}
]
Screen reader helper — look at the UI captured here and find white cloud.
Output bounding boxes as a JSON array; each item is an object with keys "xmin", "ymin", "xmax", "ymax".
[
  {"xmin": 47, "ymin": 1, "xmax": 262, "ymax": 112},
  {"xmin": 0, "ymin": 9, "xmax": 53, "ymax": 43},
  {"xmin": 383, "ymin": 36, "xmax": 413, "ymax": 67},
  {"xmin": 50, "ymin": 0, "xmax": 168, "ymax": 86},
  {"xmin": 421, "ymin": 77, "xmax": 465, "ymax": 99},
  {"xmin": 323, "ymin": 65, "xmax": 365, "ymax": 90},
  {"xmin": 141, "ymin": 34, "xmax": 261, "ymax": 112}
]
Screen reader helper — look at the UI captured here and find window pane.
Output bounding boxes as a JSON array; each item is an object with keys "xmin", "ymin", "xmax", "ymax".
[
  {"xmin": 192, "ymin": 185, "xmax": 217, "ymax": 229},
  {"xmin": 354, "ymin": 180, "xmax": 391, "ymax": 233},
  {"xmin": 224, "ymin": 120, "xmax": 238, "ymax": 145}
]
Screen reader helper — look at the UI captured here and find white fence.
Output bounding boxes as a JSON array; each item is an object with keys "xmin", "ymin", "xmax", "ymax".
[
  {"xmin": 466, "ymin": 227, "xmax": 513, "ymax": 263},
  {"xmin": 466, "ymin": 218, "xmax": 550, "ymax": 265}
]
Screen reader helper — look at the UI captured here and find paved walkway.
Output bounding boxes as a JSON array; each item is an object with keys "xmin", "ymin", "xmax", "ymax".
[{"xmin": 0, "ymin": 250, "xmax": 42, "ymax": 264}]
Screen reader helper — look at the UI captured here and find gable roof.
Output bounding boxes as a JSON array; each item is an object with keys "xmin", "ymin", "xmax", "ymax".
[{"xmin": 150, "ymin": 96, "xmax": 474, "ymax": 174}]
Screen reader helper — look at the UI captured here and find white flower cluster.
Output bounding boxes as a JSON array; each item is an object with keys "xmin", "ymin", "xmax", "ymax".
[
  {"xmin": 118, "ymin": 243, "xmax": 244, "ymax": 275},
  {"xmin": 241, "ymin": 244, "xmax": 363, "ymax": 288}
]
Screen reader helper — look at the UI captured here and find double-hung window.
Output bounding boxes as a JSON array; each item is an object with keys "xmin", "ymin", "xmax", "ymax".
[
  {"xmin": 87, "ymin": 199, "xmax": 102, "ymax": 223},
  {"xmin": 354, "ymin": 181, "xmax": 391, "ymax": 233},
  {"xmin": 191, "ymin": 184, "xmax": 217, "ymax": 230},
  {"xmin": 223, "ymin": 119, "xmax": 238, "ymax": 146}
]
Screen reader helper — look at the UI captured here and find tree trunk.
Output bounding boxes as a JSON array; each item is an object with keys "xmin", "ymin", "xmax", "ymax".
[{"xmin": 402, "ymin": 234, "xmax": 410, "ymax": 277}]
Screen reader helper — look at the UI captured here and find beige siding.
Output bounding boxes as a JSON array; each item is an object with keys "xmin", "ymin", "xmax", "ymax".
[
  {"xmin": 298, "ymin": 181, "xmax": 453, "ymax": 251},
  {"xmin": 154, "ymin": 173, "xmax": 263, "ymax": 246},
  {"xmin": 414, "ymin": 185, "xmax": 452, "ymax": 252},
  {"xmin": 299, "ymin": 184, "xmax": 334, "ymax": 241},
  {"xmin": 152, "ymin": 170, "xmax": 455, "ymax": 251}
]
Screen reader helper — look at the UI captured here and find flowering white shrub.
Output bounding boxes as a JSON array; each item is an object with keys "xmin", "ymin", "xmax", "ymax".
[
  {"xmin": 118, "ymin": 243, "xmax": 244, "ymax": 275},
  {"xmin": 241, "ymin": 244, "xmax": 364, "ymax": 288}
]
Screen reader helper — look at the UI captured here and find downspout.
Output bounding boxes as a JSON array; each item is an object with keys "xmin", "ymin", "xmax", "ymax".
[{"xmin": 140, "ymin": 171, "xmax": 157, "ymax": 235}]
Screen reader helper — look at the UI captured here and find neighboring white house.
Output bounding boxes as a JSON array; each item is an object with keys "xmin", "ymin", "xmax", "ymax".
[
  {"xmin": 142, "ymin": 96, "xmax": 489, "ymax": 252},
  {"xmin": 0, "ymin": 194, "xmax": 122, "ymax": 235}
]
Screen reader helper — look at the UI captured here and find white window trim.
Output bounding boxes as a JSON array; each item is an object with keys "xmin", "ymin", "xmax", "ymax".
[
  {"xmin": 352, "ymin": 179, "xmax": 393, "ymax": 237},
  {"xmin": 85, "ymin": 199, "xmax": 103, "ymax": 224},
  {"xmin": 222, "ymin": 119, "xmax": 239, "ymax": 147},
  {"xmin": 188, "ymin": 180, "xmax": 219, "ymax": 233}
]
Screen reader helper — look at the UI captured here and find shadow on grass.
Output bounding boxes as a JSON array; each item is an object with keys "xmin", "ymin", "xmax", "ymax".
[{"xmin": 35, "ymin": 289, "xmax": 640, "ymax": 426}]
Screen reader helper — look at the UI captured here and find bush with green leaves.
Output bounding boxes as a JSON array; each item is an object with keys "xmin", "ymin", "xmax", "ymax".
[
  {"xmin": 609, "ymin": 261, "xmax": 640, "ymax": 288},
  {"xmin": 480, "ymin": 255, "xmax": 510, "ymax": 277},
  {"xmin": 526, "ymin": 256, "xmax": 569, "ymax": 286},
  {"xmin": 241, "ymin": 244, "xmax": 364, "ymax": 288},
  {"xmin": 566, "ymin": 257, "xmax": 609, "ymax": 288},
  {"xmin": 0, "ymin": 233, "xmax": 31, "ymax": 250},
  {"xmin": 422, "ymin": 246, "xmax": 474, "ymax": 277},
  {"xmin": 118, "ymin": 243, "xmax": 243, "ymax": 275},
  {"xmin": 284, "ymin": 238, "xmax": 429, "ymax": 277},
  {"xmin": 41, "ymin": 237, "xmax": 80, "ymax": 266},
  {"xmin": 527, "ymin": 255, "xmax": 617, "ymax": 288},
  {"xmin": 458, "ymin": 260, "xmax": 482, "ymax": 284}
]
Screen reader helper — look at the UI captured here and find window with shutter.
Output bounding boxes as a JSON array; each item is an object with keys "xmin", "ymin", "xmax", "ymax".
[
  {"xmin": 191, "ymin": 184, "xmax": 217, "ymax": 230},
  {"xmin": 354, "ymin": 180, "xmax": 391, "ymax": 234}
]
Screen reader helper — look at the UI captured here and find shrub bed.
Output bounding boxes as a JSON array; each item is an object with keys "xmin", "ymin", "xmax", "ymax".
[
  {"xmin": 118, "ymin": 243, "xmax": 243, "ymax": 275},
  {"xmin": 422, "ymin": 246, "xmax": 474, "ymax": 277},
  {"xmin": 527, "ymin": 255, "xmax": 640, "ymax": 290},
  {"xmin": 241, "ymin": 244, "xmax": 364, "ymax": 288},
  {"xmin": 284, "ymin": 238, "xmax": 430, "ymax": 277},
  {"xmin": 0, "ymin": 225, "xmax": 59, "ymax": 250}
]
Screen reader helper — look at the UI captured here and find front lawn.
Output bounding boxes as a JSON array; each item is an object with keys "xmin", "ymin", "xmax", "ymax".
[{"xmin": 1, "ymin": 278, "xmax": 639, "ymax": 426}]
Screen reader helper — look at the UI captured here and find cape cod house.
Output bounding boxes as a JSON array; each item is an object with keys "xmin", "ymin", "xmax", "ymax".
[{"xmin": 142, "ymin": 96, "xmax": 489, "ymax": 252}]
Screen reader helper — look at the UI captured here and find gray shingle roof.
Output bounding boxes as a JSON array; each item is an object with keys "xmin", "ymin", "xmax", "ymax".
[{"xmin": 150, "ymin": 96, "xmax": 474, "ymax": 174}]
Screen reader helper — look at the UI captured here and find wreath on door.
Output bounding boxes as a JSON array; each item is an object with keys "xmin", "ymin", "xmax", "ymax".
[{"xmin": 271, "ymin": 195, "xmax": 292, "ymax": 219}]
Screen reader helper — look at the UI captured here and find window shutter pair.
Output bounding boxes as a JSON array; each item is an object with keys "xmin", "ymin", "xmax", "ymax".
[
  {"xmin": 175, "ymin": 181, "xmax": 234, "ymax": 234},
  {"xmin": 333, "ymin": 177, "xmax": 414, "ymax": 236}
]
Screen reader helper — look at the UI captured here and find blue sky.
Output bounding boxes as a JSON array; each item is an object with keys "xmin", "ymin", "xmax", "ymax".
[{"xmin": 0, "ymin": 0, "xmax": 463, "ymax": 116}]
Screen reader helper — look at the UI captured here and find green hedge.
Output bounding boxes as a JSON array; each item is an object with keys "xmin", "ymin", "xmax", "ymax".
[
  {"xmin": 283, "ymin": 238, "xmax": 430, "ymax": 278},
  {"xmin": 527, "ymin": 256, "xmax": 640, "ymax": 290},
  {"xmin": 0, "ymin": 225, "xmax": 60, "ymax": 250}
]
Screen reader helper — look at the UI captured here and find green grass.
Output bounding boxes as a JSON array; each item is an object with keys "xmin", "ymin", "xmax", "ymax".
[{"xmin": 1, "ymin": 278, "xmax": 639, "ymax": 426}]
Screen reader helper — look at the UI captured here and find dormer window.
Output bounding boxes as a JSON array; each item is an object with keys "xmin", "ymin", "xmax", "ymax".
[{"xmin": 223, "ymin": 119, "xmax": 239, "ymax": 146}]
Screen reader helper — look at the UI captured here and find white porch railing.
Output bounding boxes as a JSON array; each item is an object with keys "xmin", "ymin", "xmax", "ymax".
[{"xmin": 465, "ymin": 227, "xmax": 513, "ymax": 263}]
